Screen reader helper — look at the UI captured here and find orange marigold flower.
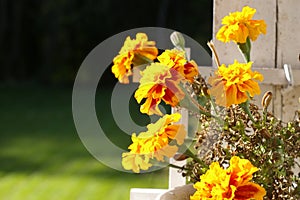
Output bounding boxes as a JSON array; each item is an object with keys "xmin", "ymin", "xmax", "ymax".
[
  {"xmin": 216, "ymin": 6, "xmax": 267, "ymax": 43},
  {"xmin": 190, "ymin": 156, "xmax": 266, "ymax": 200},
  {"xmin": 121, "ymin": 113, "xmax": 186, "ymax": 173},
  {"xmin": 157, "ymin": 49, "xmax": 199, "ymax": 83},
  {"xmin": 135, "ymin": 63, "xmax": 185, "ymax": 116},
  {"xmin": 111, "ymin": 33, "xmax": 158, "ymax": 84},
  {"xmin": 208, "ymin": 60, "xmax": 263, "ymax": 107}
]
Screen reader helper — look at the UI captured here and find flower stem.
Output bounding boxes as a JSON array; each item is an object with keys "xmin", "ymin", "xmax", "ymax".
[
  {"xmin": 183, "ymin": 147, "xmax": 208, "ymax": 168},
  {"xmin": 240, "ymin": 100, "xmax": 257, "ymax": 126},
  {"xmin": 179, "ymin": 84, "xmax": 210, "ymax": 115},
  {"xmin": 238, "ymin": 37, "xmax": 251, "ymax": 62},
  {"xmin": 168, "ymin": 163, "xmax": 187, "ymax": 171},
  {"xmin": 262, "ymin": 108, "xmax": 268, "ymax": 126},
  {"xmin": 207, "ymin": 40, "xmax": 221, "ymax": 67},
  {"xmin": 134, "ymin": 53, "xmax": 154, "ymax": 64}
]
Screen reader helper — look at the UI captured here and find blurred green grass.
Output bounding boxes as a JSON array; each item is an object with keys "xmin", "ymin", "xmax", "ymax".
[{"xmin": 0, "ymin": 85, "xmax": 168, "ymax": 200}]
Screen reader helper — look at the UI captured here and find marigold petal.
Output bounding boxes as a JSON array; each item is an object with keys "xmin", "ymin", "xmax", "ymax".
[
  {"xmin": 235, "ymin": 182, "xmax": 266, "ymax": 200},
  {"xmin": 162, "ymin": 84, "xmax": 184, "ymax": 107},
  {"xmin": 154, "ymin": 145, "xmax": 178, "ymax": 161},
  {"xmin": 228, "ymin": 156, "xmax": 259, "ymax": 186},
  {"xmin": 134, "ymin": 84, "xmax": 154, "ymax": 103},
  {"xmin": 157, "ymin": 49, "xmax": 186, "ymax": 69},
  {"xmin": 140, "ymin": 96, "xmax": 162, "ymax": 116},
  {"xmin": 252, "ymin": 71, "xmax": 264, "ymax": 81},
  {"xmin": 236, "ymin": 24, "xmax": 249, "ymax": 43},
  {"xmin": 111, "ymin": 52, "xmax": 134, "ymax": 84},
  {"xmin": 122, "ymin": 152, "xmax": 152, "ymax": 173},
  {"xmin": 225, "ymin": 84, "xmax": 238, "ymax": 107},
  {"xmin": 242, "ymin": 6, "xmax": 256, "ymax": 19},
  {"xmin": 165, "ymin": 124, "xmax": 186, "ymax": 145},
  {"xmin": 183, "ymin": 60, "xmax": 199, "ymax": 82},
  {"xmin": 216, "ymin": 26, "xmax": 230, "ymax": 43}
]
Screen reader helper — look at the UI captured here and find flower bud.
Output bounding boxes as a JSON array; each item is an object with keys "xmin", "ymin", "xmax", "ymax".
[
  {"xmin": 260, "ymin": 128, "xmax": 271, "ymax": 139},
  {"xmin": 261, "ymin": 91, "xmax": 272, "ymax": 110},
  {"xmin": 173, "ymin": 153, "xmax": 189, "ymax": 161},
  {"xmin": 170, "ymin": 31, "xmax": 185, "ymax": 50}
]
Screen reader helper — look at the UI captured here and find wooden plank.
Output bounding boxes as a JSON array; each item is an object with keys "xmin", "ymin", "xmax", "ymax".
[
  {"xmin": 281, "ymin": 86, "xmax": 300, "ymax": 122},
  {"xmin": 277, "ymin": 0, "xmax": 300, "ymax": 69},
  {"xmin": 213, "ymin": 0, "xmax": 276, "ymax": 68},
  {"xmin": 273, "ymin": 86, "xmax": 283, "ymax": 120},
  {"xmin": 198, "ymin": 66, "xmax": 300, "ymax": 86},
  {"xmin": 135, "ymin": 65, "xmax": 300, "ymax": 86},
  {"xmin": 277, "ymin": 0, "xmax": 300, "ymax": 121}
]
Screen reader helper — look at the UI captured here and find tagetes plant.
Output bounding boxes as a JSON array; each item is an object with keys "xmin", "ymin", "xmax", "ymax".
[
  {"xmin": 110, "ymin": 5, "xmax": 300, "ymax": 200},
  {"xmin": 190, "ymin": 156, "xmax": 266, "ymax": 200}
]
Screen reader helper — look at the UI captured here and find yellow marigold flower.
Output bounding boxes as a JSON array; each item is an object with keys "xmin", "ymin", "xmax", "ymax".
[
  {"xmin": 208, "ymin": 60, "xmax": 263, "ymax": 107},
  {"xmin": 216, "ymin": 6, "xmax": 267, "ymax": 43},
  {"xmin": 190, "ymin": 156, "xmax": 266, "ymax": 200},
  {"xmin": 157, "ymin": 49, "xmax": 199, "ymax": 83},
  {"xmin": 111, "ymin": 33, "xmax": 158, "ymax": 84},
  {"xmin": 135, "ymin": 63, "xmax": 185, "ymax": 115},
  {"xmin": 122, "ymin": 113, "xmax": 186, "ymax": 173}
]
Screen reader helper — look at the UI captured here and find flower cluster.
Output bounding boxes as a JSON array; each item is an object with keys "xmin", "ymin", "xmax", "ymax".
[{"xmin": 110, "ymin": 6, "xmax": 300, "ymax": 200}]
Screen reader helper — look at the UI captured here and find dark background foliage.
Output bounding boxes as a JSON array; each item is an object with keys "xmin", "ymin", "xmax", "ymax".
[
  {"xmin": 0, "ymin": 0, "xmax": 212, "ymax": 86},
  {"xmin": 0, "ymin": 2, "xmax": 212, "ymax": 198}
]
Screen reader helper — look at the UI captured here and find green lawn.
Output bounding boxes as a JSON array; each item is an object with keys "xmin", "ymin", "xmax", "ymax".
[{"xmin": 0, "ymin": 85, "xmax": 168, "ymax": 200}]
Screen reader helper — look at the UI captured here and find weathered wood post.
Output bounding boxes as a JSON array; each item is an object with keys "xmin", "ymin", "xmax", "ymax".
[{"xmin": 213, "ymin": 0, "xmax": 300, "ymax": 121}]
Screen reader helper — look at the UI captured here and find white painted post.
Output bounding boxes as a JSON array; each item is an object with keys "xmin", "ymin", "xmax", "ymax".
[{"xmin": 168, "ymin": 108, "xmax": 188, "ymax": 189}]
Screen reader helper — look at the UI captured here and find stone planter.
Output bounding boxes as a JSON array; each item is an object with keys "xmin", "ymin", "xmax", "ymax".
[{"xmin": 155, "ymin": 184, "xmax": 196, "ymax": 200}]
